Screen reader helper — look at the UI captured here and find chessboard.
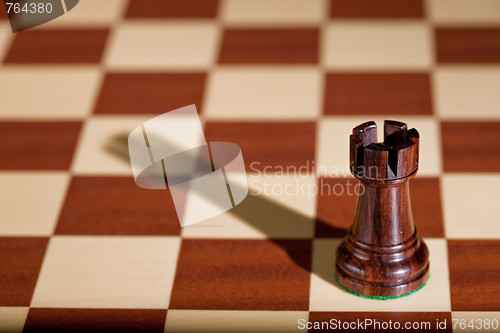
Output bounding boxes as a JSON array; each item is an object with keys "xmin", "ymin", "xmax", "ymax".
[{"xmin": 0, "ymin": 0, "xmax": 499, "ymax": 332}]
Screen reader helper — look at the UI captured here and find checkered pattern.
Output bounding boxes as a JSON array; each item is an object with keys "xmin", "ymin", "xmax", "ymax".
[{"xmin": 0, "ymin": 0, "xmax": 499, "ymax": 332}]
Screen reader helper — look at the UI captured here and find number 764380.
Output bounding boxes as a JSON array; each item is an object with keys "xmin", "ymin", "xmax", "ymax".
[{"xmin": 5, "ymin": 2, "xmax": 53, "ymax": 14}]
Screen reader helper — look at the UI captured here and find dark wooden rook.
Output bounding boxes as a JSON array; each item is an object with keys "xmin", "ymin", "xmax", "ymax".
[{"xmin": 335, "ymin": 120, "xmax": 429, "ymax": 298}]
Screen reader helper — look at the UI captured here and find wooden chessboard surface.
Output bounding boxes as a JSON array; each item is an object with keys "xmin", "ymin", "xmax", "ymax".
[{"xmin": 0, "ymin": 0, "xmax": 499, "ymax": 332}]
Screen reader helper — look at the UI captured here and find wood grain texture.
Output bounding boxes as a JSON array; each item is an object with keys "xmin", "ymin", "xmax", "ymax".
[
  {"xmin": 0, "ymin": 5, "xmax": 7, "ymax": 19},
  {"xmin": 336, "ymin": 121, "xmax": 429, "ymax": 297},
  {"xmin": 169, "ymin": 239, "xmax": 311, "ymax": 310},
  {"xmin": 410, "ymin": 178, "xmax": 445, "ymax": 238},
  {"xmin": 23, "ymin": 308, "xmax": 167, "ymax": 333},
  {"xmin": 219, "ymin": 28, "xmax": 319, "ymax": 64},
  {"xmin": 4, "ymin": 29, "xmax": 109, "ymax": 64},
  {"xmin": 441, "ymin": 121, "xmax": 500, "ymax": 172},
  {"xmin": 315, "ymin": 178, "xmax": 357, "ymax": 238},
  {"xmin": 126, "ymin": 0, "xmax": 219, "ymax": 18},
  {"xmin": 324, "ymin": 73, "xmax": 433, "ymax": 115},
  {"xmin": 0, "ymin": 121, "xmax": 82, "ymax": 170},
  {"xmin": 436, "ymin": 28, "xmax": 500, "ymax": 64},
  {"xmin": 55, "ymin": 177, "xmax": 181, "ymax": 236},
  {"xmin": 94, "ymin": 73, "xmax": 206, "ymax": 115},
  {"xmin": 448, "ymin": 240, "xmax": 500, "ymax": 311},
  {"xmin": 0, "ymin": 237, "xmax": 48, "ymax": 306},
  {"xmin": 330, "ymin": 0, "xmax": 424, "ymax": 18},
  {"xmin": 204, "ymin": 122, "xmax": 316, "ymax": 172}
]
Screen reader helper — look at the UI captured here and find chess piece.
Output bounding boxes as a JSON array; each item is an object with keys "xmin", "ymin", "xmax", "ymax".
[{"xmin": 335, "ymin": 120, "xmax": 429, "ymax": 298}]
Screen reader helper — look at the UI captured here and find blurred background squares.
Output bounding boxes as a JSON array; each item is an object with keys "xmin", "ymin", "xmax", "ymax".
[
  {"xmin": 0, "ymin": 121, "xmax": 81, "ymax": 170},
  {"xmin": 94, "ymin": 73, "xmax": 206, "ymax": 115},
  {"xmin": 205, "ymin": 68, "xmax": 321, "ymax": 119},
  {"xmin": 435, "ymin": 27, "xmax": 500, "ymax": 63},
  {"xmin": 44, "ymin": 0, "xmax": 127, "ymax": 26},
  {"xmin": 0, "ymin": 173, "xmax": 69, "ymax": 235},
  {"xmin": 223, "ymin": 0, "xmax": 324, "ymax": 25},
  {"xmin": 0, "ymin": 68, "xmax": 100, "ymax": 119},
  {"xmin": 71, "ymin": 116, "xmax": 151, "ymax": 174},
  {"xmin": 4, "ymin": 29, "xmax": 109, "ymax": 64},
  {"xmin": 0, "ymin": 237, "xmax": 48, "ymax": 306},
  {"xmin": 323, "ymin": 22, "xmax": 431, "ymax": 69},
  {"xmin": 106, "ymin": 23, "xmax": 218, "ymax": 69},
  {"xmin": 0, "ymin": 25, "xmax": 12, "ymax": 59},
  {"xmin": 330, "ymin": 0, "xmax": 424, "ymax": 18},
  {"xmin": 219, "ymin": 28, "xmax": 319, "ymax": 64},
  {"xmin": 323, "ymin": 72, "xmax": 433, "ymax": 115},
  {"xmin": 429, "ymin": 0, "xmax": 500, "ymax": 24},
  {"xmin": 126, "ymin": 0, "xmax": 219, "ymax": 18},
  {"xmin": 435, "ymin": 68, "xmax": 500, "ymax": 119}
]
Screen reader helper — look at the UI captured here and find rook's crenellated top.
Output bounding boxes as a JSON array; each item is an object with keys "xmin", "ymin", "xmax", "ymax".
[{"xmin": 350, "ymin": 120, "xmax": 419, "ymax": 180}]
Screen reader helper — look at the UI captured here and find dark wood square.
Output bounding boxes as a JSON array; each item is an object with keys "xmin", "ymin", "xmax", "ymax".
[
  {"xmin": 0, "ymin": 237, "xmax": 48, "ymax": 306},
  {"xmin": 5, "ymin": 29, "xmax": 108, "ymax": 64},
  {"xmin": 330, "ymin": 0, "xmax": 424, "ymax": 18},
  {"xmin": 204, "ymin": 122, "xmax": 316, "ymax": 172},
  {"xmin": 94, "ymin": 73, "xmax": 206, "ymax": 115},
  {"xmin": 0, "ymin": 4, "xmax": 7, "ymax": 19},
  {"xmin": 126, "ymin": 0, "xmax": 219, "ymax": 18},
  {"xmin": 441, "ymin": 121, "xmax": 500, "ymax": 172},
  {"xmin": 23, "ymin": 308, "xmax": 167, "ymax": 333},
  {"xmin": 436, "ymin": 28, "xmax": 500, "ymax": 64},
  {"xmin": 308, "ymin": 312, "xmax": 452, "ymax": 332},
  {"xmin": 315, "ymin": 177, "xmax": 444, "ymax": 238},
  {"xmin": 448, "ymin": 240, "xmax": 500, "ymax": 311},
  {"xmin": 315, "ymin": 178, "xmax": 357, "ymax": 238},
  {"xmin": 411, "ymin": 177, "xmax": 445, "ymax": 238},
  {"xmin": 219, "ymin": 28, "xmax": 319, "ymax": 64},
  {"xmin": 55, "ymin": 177, "xmax": 181, "ymax": 236},
  {"xmin": 0, "ymin": 121, "xmax": 81, "ymax": 170},
  {"xmin": 169, "ymin": 239, "xmax": 311, "ymax": 310},
  {"xmin": 323, "ymin": 73, "xmax": 433, "ymax": 115}
]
